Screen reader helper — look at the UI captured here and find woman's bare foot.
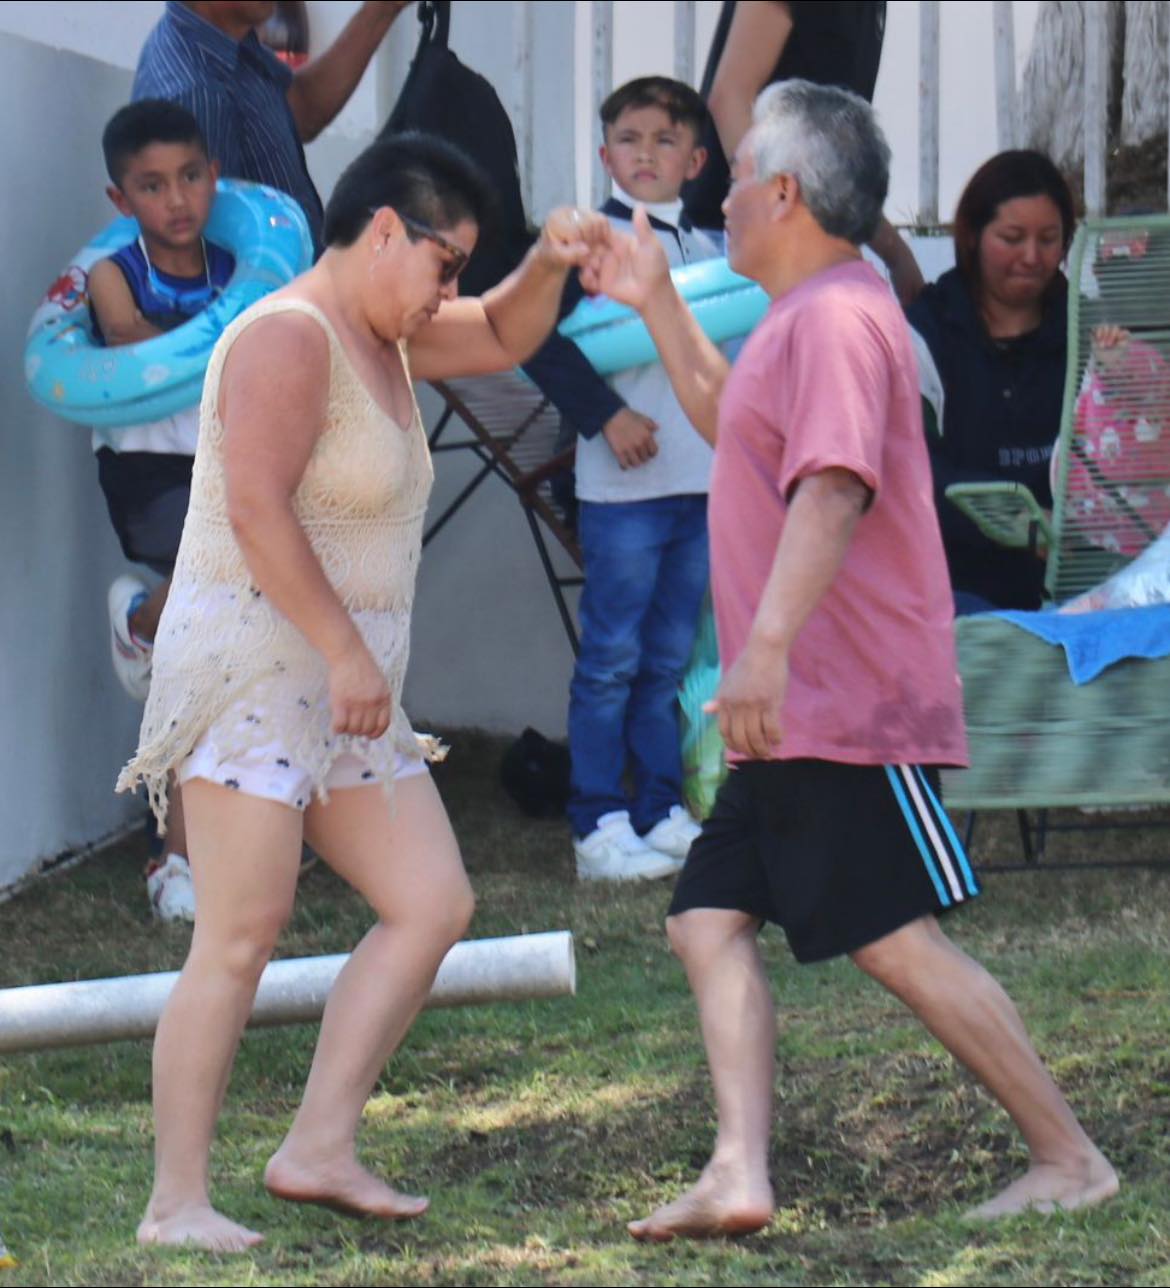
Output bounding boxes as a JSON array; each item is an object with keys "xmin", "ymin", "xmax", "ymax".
[
  {"xmin": 137, "ymin": 1203, "xmax": 263, "ymax": 1252},
  {"xmin": 964, "ymin": 1151, "xmax": 1119, "ymax": 1221},
  {"xmin": 264, "ymin": 1148, "xmax": 428, "ymax": 1220},
  {"xmin": 628, "ymin": 1165, "xmax": 773, "ymax": 1242}
]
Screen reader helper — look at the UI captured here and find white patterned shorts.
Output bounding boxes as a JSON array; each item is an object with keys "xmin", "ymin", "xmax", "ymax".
[{"xmin": 177, "ymin": 709, "xmax": 427, "ymax": 811}]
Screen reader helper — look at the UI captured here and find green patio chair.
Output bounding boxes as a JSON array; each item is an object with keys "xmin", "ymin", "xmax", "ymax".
[{"xmin": 940, "ymin": 215, "xmax": 1170, "ymax": 826}]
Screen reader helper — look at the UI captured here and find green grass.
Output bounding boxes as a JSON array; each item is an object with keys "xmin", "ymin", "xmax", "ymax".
[{"xmin": 2, "ymin": 730, "xmax": 1170, "ymax": 1286}]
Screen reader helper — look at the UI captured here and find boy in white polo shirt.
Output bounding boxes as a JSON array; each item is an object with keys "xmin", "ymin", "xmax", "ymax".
[{"xmin": 524, "ymin": 77, "xmax": 718, "ymax": 881}]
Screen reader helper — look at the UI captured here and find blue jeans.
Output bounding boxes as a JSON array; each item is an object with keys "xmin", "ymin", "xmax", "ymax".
[{"xmin": 567, "ymin": 495, "xmax": 710, "ymax": 838}]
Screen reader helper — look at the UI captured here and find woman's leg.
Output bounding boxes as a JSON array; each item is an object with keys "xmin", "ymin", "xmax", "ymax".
[
  {"xmin": 265, "ymin": 771, "xmax": 475, "ymax": 1217},
  {"xmin": 138, "ymin": 779, "xmax": 302, "ymax": 1252}
]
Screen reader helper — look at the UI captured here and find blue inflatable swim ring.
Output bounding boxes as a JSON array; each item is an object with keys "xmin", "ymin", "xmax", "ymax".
[
  {"xmin": 25, "ymin": 179, "xmax": 313, "ymax": 429},
  {"xmin": 558, "ymin": 256, "xmax": 768, "ymax": 376}
]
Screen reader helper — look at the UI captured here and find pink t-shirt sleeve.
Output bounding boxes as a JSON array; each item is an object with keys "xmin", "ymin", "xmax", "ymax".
[{"xmin": 772, "ymin": 295, "xmax": 891, "ymax": 504}]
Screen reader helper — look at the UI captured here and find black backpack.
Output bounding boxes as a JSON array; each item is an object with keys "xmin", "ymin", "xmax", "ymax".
[{"xmin": 380, "ymin": 0, "xmax": 535, "ymax": 296}]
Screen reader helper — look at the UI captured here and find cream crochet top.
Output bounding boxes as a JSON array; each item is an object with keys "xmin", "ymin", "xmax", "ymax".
[{"xmin": 118, "ymin": 296, "xmax": 434, "ymax": 824}]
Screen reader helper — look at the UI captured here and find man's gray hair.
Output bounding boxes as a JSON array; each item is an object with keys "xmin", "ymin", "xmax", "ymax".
[{"xmin": 750, "ymin": 80, "xmax": 890, "ymax": 244}]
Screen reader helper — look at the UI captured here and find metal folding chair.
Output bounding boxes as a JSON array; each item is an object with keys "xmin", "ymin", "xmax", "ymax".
[{"xmin": 424, "ymin": 373, "xmax": 583, "ymax": 651}]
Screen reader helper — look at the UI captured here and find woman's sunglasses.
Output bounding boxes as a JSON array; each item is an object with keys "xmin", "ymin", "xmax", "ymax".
[{"xmin": 370, "ymin": 208, "xmax": 469, "ymax": 285}]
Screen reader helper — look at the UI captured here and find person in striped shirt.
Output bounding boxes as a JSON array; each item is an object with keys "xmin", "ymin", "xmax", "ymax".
[{"xmin": 133, "ymin": 2, "xmax": 412, "ymax": 253}]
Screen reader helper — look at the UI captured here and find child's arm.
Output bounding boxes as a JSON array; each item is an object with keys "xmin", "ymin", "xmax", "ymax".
[
  {"xmin": 522, "ymin": 291, "xmax": 658, "ymax": 470},
  {"xmin": 88, "ymin": 258, "xmax": 163, "ymax": 346}
]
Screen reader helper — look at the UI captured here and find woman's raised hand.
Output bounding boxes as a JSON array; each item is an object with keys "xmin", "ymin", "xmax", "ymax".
[
  {"xmin": 328, "ymin": 636, "xmax": 393, "ymax": 738},
  {"xmin": 578, "ymin": 206, "xmax": 671, "ymax": 312}
]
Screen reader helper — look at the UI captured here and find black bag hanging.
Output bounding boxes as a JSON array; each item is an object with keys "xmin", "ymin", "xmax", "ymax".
[{"xmin": 381, "ymin": 0, "xmax": 536, "ymax": 297}]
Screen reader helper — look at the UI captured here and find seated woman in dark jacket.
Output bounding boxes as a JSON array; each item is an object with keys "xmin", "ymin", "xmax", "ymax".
[{"xmin": 907, "ymin": 151, "xmax": 1075, "ymax": 611}]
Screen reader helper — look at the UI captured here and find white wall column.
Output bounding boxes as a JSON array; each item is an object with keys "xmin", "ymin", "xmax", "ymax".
[
  {"xmin": 1083, "ymin": 0, "xmax": 1108, "ymax": 217},
  {"xmin": 918, "ymin": 0, "xmax": 940, "ymax": 225},
  {"xmin": 673, "ymin": 0, "xmax": 695, "ymax": 85},
  {"xmin": 591, "ymin": 0, "xmax": 614, "ymax": 207},
  {"xmin": 993, "ymin": 0, "xmax": 1017, "ymax": 151}
]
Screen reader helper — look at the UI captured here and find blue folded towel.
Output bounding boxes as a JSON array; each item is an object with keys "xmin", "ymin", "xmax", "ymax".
[{"xmin": 991, "ymin": 604, "xmax": 1170, "ymax": 683}]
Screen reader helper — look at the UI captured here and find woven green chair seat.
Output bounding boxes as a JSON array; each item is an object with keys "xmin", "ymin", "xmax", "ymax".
[{"xmin": 942, "ymin": 615, "xmax": 1170, "ymax": 810}]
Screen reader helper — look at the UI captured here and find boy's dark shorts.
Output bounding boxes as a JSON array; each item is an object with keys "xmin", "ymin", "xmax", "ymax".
[
  {"xmin": 96, "ymin": 449, "xmax": 193, "ymax": 577},
  {"xmin": 668, "ymin": 759, "xmax": 981, "ymax": 964}
]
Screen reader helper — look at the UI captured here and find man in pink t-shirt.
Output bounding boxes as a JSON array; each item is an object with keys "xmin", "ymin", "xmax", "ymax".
[{"xmin": 584, "ymin": 80, "xmax": 1116, "ymax": 1240}]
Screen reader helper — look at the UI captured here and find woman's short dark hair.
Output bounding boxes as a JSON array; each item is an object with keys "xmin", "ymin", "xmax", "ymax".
[
  {"xmin": 952, "ymin": 150, "xmax": 1075, "ymax": 285},
  {"xmin": 323, "ymin": 132, "xmax": 496, "ymax": 249}
]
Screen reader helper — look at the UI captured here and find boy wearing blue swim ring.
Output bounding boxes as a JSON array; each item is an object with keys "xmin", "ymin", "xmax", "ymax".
[
  {"xmin": 525, "ymin": 78, "xmax": 719, "ymax": 882},
  {"xmin": 89, "ymin": 99, "xmax": 235, "ymax": 921}
]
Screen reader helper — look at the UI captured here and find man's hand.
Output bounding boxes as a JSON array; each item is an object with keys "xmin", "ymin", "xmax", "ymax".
[
  {"xmin": 603, "ymin": 408, "xmax": 658, "ymax": 469},
  {"xmin": 705, "ymin": 637, "xmax": 787, "ymax": 759},
  {"xmin": 537, "ymin": 207, "xmax": 612, "ymax": 273},
  {"xmin": 579, "ymin": 206, "xmax": 671, "ymax": 310}
]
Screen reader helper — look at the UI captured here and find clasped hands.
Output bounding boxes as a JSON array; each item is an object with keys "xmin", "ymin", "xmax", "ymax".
[{"xmin": 538, "ymin": 205, "xmax": 672, "ymax": 310}]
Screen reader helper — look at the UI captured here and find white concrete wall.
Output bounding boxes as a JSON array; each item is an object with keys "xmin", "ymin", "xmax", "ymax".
[
  {"xmin": 0, "ymin": 33, "xmax": 145, "ymax": 891},
  {"xmin": 0, "ymin": 1, "xmax": 1045, "ymax": 888}
]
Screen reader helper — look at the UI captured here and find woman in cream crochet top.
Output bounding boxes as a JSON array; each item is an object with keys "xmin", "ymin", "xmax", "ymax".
[{"xmin": 122, "ymin": 132, "xmax": 614, "ymax": 1254}]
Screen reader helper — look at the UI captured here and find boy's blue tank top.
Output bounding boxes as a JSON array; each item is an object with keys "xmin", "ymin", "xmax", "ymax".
[{"xmin": 90, "ymin": 238, "xmax": 235, "ymax": 344}]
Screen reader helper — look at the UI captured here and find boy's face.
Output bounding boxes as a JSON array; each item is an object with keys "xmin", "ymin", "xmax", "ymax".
[
  {"xmin": 108, "ymin": 141, "xmax": 218, "ymax": 251},
  {"xmin": 600, "ymin": 104, "xmax": 706, "ymax": 205}
]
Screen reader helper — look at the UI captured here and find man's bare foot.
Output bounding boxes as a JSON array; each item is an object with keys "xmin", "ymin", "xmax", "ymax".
[
  {"xmin": 264, "ymin": 1149, "xmax": 428, "ymax": 1220},
  {"xmin": 137, "ymin": 1204, "xmax": 264, "ymax": 1252},
  {"xmin": 964, "ymin": 1151, "xmax": 1119, "ymax": 1221},
  {"xmin": 628, "ymin": 1166, "xmax": 773, "ymax": 1242}
]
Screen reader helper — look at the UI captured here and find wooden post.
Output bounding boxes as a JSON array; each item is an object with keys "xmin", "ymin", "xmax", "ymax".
[
  {"xmin": 674, "ymin": 0, "xmax": 696, "ymax": 85},
  {"xmin": 1083, "ymin": 0, "xmax": 1108, "ymax": 218},
  {"xmin": 918, "ymin": 0, "xmax": 941, "ymax": 225},
  {"xmin": 591, "ymin": 0, "xmax": 614, "ymax": 207},
  {"xmin": 993, "ymin": 0, "xmax": 1017, "ymax": 151}
]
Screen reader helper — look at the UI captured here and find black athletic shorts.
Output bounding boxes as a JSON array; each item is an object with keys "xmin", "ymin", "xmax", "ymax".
[
  {"xmin": 668, "ymin": 759, "xmax": 981, "ymax": 964},
  {"xmin": 95, "ymin": 449, "xmax": 193, "ymax": 576}
]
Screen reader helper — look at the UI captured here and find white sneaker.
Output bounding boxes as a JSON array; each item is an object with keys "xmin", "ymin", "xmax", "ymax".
[
  {"xmin": 146, "ymin": 853, "xmax": 196, "ymax": 923},
  {"xmin": 108, "ymin": 575, "xmax": 152, "ymax": 701},
  {"xmin": 642, "ymin": 805, "xmax": 703, "ymax": 860},
  {"xmin": 574, "ymin": 811, "xmax": 682, "ymax": 882}
]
